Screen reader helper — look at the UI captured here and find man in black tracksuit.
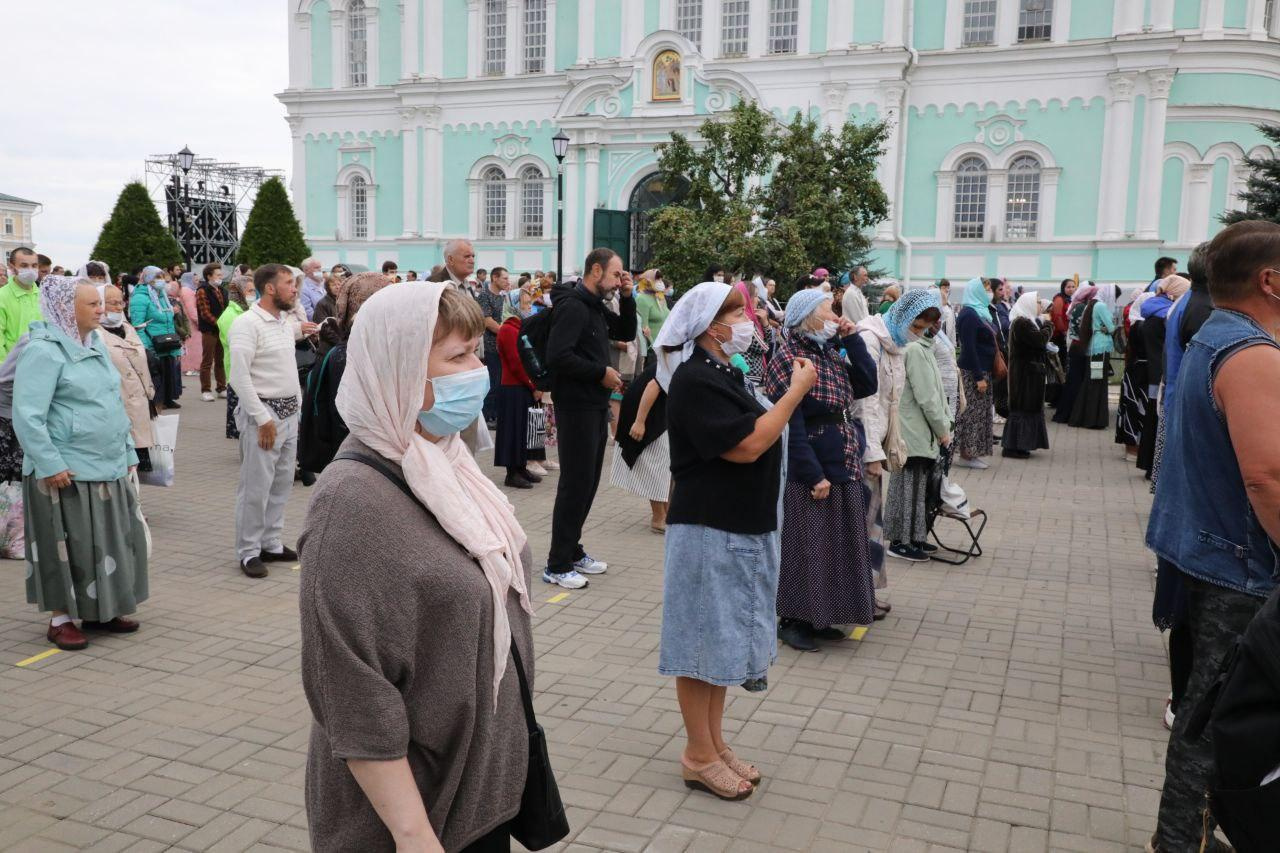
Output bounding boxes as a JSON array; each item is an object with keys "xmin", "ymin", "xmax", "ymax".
[{"xmin": 543, "ymin": 248, "xmax": 636, "ymax": 588}]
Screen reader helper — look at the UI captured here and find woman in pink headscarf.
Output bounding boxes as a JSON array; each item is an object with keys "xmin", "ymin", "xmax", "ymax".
[
  {"xmin": 732, "ymin": 281, "xmax": 770, "ymax": 387},
  {"xmin": 175, "ymin": 273, "xmax": 203, "ymax": 376}
]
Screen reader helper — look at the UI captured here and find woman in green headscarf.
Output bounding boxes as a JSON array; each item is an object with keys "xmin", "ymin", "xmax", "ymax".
[{"xmin": 952, "ymin": 278, "xmax": 998, "ymax": 469}]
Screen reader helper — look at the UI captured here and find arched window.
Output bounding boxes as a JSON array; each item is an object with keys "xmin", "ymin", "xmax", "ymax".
[
  {"xmin": 520, "ymin": 166, "xmax": 545, "ymax": 238},
  {"xmin": 349, "ymin": 175, "xmax": 368, "ymax": 239},
  {"xmin": 484, "ymin": 0, "xmax": 507, "ymax": 76},
  {"xmin": 768, "ymin": 0, "xmax": 800, "ymax": 54},
  {"xmin": 348, "ymin": 0, "xmax": 368, "ymax": 87},
  {"xmin": 1005, "ymin": 154, "xmax": 1042, "ymax": 240},
  {"xmin": 952, "ymin": 157, "xmax": 988, "ymax": 240},
  {"xmin": 483, "ymin": 166, "xmax": 507, "ymax": 238},
  {"xmin": 677, "ymin": 0, "xmax": 703, "ymax": 48}
]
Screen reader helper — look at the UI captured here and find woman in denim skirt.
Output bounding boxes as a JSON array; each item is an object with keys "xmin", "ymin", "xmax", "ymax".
[{"xmin": 653, "ymin": 282, "xmax": 816, "ymax": 802}]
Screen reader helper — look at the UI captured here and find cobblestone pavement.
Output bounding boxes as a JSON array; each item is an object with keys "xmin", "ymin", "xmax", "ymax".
[{"xmin": 0, "ymin": 397, "xmax": 1170, "ymax": 852}]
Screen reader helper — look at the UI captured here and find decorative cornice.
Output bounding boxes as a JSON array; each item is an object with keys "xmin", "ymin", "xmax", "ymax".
[{"xmin": 1107, "ymin": 72, "xmax": 1138, "ymax": 100}]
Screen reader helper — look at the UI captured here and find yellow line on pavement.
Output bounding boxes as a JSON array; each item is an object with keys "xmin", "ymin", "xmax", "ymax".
[
  {"xmin": 15, "ymin": 649, "xmax": 61, "ymax": 667},
  {"xmin": 292, "ymin": 564, "xmax": 302, "ymax": 572},
  {"xmin": 849, "ymin": 626, "xmax": 868, "ymax": 641},
  {"xmin": 546, "ymin": 592, "xmax": 569, "ymax": 604}
]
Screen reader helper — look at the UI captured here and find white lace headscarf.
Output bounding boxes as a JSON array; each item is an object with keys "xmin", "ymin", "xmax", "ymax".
[{"xmin": 336, "ymin": 283, "xmax": 532, "ymax": 708}]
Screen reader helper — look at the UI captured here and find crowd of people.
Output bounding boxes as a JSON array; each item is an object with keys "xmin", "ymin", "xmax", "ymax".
[{"xmin": 5, "ymin": 220, "xmax": 1279, "ymax": 851}]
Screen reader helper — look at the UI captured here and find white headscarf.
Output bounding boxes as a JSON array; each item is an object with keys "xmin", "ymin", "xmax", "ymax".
[
  {"xmin": 75, "ymin": 260, "xmax": 111, "ymax": 283},
  {"xmin": 335, "ymin": 283, "xmax": 533, "ymax": 708},
  {"xmin": 652, "ymin": 281, "xmax": 732, "ymax": 391},
  {"xmin": 1009, "ymin": 291, "xmax": 1040, "ymax": 325}
]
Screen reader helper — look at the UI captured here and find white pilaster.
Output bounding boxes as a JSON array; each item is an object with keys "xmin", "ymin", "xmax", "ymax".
[
  {"xmin": 1247, "ymin": 0, "xmax": 1270, "ymax": 37},
  {"xmin": 426, "ymin": 0, "xmax": 445, "ymax": 77},
  {"xmin": 467, "ymin": 0, "xmax": 481, "ymax": 77},
  {"xmin": 748, "ymin": 0, "xmax": 767, "ymax": 57},
  {"xmin": 821, "ymin": 82, "xmax": 848, "ymax": 131},
  {"xmin": 1099, "ymin": 72, "xmax": 1137, "ymax": 240},
  {"xmin": 287, "ymin": 116, "xmax": 307, "ymax": 234},
  {"xmin": 1185, "ymin": 162, "xmax": 1214, "ymax": 244},
  {"xmin": 330, "ymin": 8, "xmax": 346, "ymax": 88},
  {"xmin": 828, "ymin": 0, "xmax": 852, "ymax": 50},
  {"xmin": 943, "ymin": 0, "xmax": 964, "ymax": 49},
  {"xmin": 1052, "ymin": 0, "xmax": 1072, "ymax": 44},
  {"xmin": 996, "ymin": 0, "xmax": 1019, "ymax": 46},
  {"xmin": 1151, "ymin": 0, "xmax": 1175, "ymax": 30},
  {"xmin": 583, "ymin": 140, "xmax": 601, "ymax": 252},
  {"xmin": 402, "ymin": 0, "xmax": 420, "ymax": 78},
  {"xmin": 422, "ymin": 108, "xmax": 443, "ymax": 238},
  {"xmin": 704, "ymin": 0, "xmax": 721, "ymax": 55},
  {"xmin": 877, "ymin": 82, "xmax": 907, "ymax": 241},
  {"xmin": 935, "ymin": 173, "xmax": 956, "ymax": 240},
  {"xmin": 578, "ymin": 0, "xmax": 595, "ymax": 63},
  {"xmin": 562, "ymin": 145, "xmax": 581, "ymax": 271},
  {"xmin": 1203, "ymin": 0, "xmax": 1226, "ymax": 38},
  {"xmin": 659, "ymin": 0, "xmax": 675, "ymax": 30},
  {"xmin": 545, "ymin": 0, "xmax": 558, "ymax": 73},
  {"xmin": 1039, "ymin": 169, "xmax": 1061, "ymax": 240},
  {"xmin": 366, "ymin": 4, "xmax": 381, "ymax": 86},
  {"xmin": 290, "ymin": 13, "xmax": 310, "ymax": 89},
  {"xmin": 987, "ymin": 171, "xmax": 1010, "ymax": 241},
  {"xmin": 797, "ymin": 0, "xmax": 813, "ymax": 53},
  {"xmin": 401, "ymin": 108, "xmax": 421, "ymax": 237},
  {"xmin": 1136, "ymin": 70, "xmax": 1175, "ymax": 240},
  {"xmin": 505, "ymin": 0, "xmax": 520, "ymax": 75},
  {"xmin": 622, "ymin": 0, "xmax": 645, "ymax": 56},
  {"xmin": 883, "ymin": 0, "xmax": 905, "ymax": 46},
  {"xmin": 1113, "ymin": 0, "xmax": 1143, "ymax": 34}
]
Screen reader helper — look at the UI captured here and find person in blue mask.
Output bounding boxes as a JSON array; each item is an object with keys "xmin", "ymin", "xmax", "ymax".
[{"xmin": 299, "ymin": 282, "xmax": 541, "ymax": 853}]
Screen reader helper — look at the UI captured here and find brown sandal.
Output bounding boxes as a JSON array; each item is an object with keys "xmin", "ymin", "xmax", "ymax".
[
  {"xmin": 718, "ymin": 748, "xmax": 762, "ymax": 785},
  {"xmin": 681, "ymin": 759, "xmax": 753, "ymax": 800}
]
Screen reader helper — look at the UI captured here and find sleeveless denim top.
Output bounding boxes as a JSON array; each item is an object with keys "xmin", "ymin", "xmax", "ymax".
[{"xmin": 1147, "ymin": 309, "xmax": 1280, "ymax": 597}]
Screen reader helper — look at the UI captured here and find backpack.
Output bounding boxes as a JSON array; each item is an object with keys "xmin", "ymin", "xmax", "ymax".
[
  {"xmin": 518, "ymin": 307, "xmax": 554, "ymax": 391},
  {"xmin": 1183, "ymin": 583, "xmax": 1280, "ymax": 852}
]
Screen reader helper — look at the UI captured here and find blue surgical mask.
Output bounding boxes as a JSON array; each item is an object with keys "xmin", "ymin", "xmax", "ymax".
[{"xmin": 417, "ymin": 366, "xmax": 490, "ymax": 436}]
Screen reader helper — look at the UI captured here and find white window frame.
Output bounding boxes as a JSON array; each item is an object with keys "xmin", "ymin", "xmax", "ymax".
[
  {"xmin": 335, "ymin": 161, "xmax": 377, "ymax": 242},
  {"xmin": 952, "ymin": 156, "xmax": 990, "ymax": 239},
  {"xmin": 523, "ymin": 0, "xmax": 547, "ymax": 74},
  {"xmin": 483, "ymin": 0, "xmax": 506, "ymax": 76},
  {"xmin": 482, "ymin": 166, "xmax": 507, "ymax": 238},
  {"xmin": 1016, "ymin": 0, "xmax": 1053, "ymax": 42},
  {"xmin": 936, "ymin": 144, "xmax": 1061, "ymax": 242},
  {"xmin": 676, "ymin": 0, "xmax": 703, "ymax": 48},
  {"xmin": 767, "ymin": 0, "xmax": 800, "ymax": 54},
  {"xmin": 721, "ymin": 0, "xmax": 750, "ymax": 56},
  {"xmin": 962, "ymin": 0, "xmax": 998, "ymax": 46},
  {"xmin": 2, "ymin": 217, "xmax": 12, "ymax": 236},
  {"xmin": 1004, "ymin": 154, "xmax": 1043, "ymax": 239},
  {"xmin": 348, "ymin": 0, "xmax": 368, "ymax": 87},
  {"xmin": 519, "ymin": 165, "xmax": 547, "ymax": 239}
]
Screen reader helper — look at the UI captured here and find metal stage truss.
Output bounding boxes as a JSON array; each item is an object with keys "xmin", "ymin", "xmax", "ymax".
[{"xmin": 144, "ymin": 153, "xmax": 283, "ymax": 266}]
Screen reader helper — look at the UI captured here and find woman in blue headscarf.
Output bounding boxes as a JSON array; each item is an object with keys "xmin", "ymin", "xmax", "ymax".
[
  {"xmin": 953, "ymin": 278, "xmax": 997, "ymax": 469},
  {"xmin": 883, "ymin": 289, "xmax": 950, "ymax": 562},
  {"xmin": 129, "ymin": 265, "xmax": 183, "ymax": 411}
]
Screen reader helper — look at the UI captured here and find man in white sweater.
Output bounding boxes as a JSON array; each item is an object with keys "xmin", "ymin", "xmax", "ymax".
[
  {"xmin": 842, "ymin": 266, "xmax": 870, "ymax": 324},
  {"xmin": 229, "ymin": 264, "xmax": 317, "ymax": 578}
]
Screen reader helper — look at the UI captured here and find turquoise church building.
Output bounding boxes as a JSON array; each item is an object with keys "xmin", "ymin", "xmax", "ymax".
[{"xmin": 280, "ymin": 0, "xmax": 1280, "ymax": 286}]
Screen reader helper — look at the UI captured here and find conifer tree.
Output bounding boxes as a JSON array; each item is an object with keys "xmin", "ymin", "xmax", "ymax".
[
  {"xmin": 89, "ymin": 182, "xmax": 185, "ymax": 273},
  {"xmin": 236, "ymin": 177, "xmax": 310, "ymax": 267},
  {"xmin": 1223, "ymin": 125, "xmax": 1280, "ymax": 225}
]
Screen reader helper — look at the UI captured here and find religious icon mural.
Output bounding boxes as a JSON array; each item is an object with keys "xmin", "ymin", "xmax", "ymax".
[{"xmin": 653, "ymin": 50, "xmax": 681, "ymax": 101}]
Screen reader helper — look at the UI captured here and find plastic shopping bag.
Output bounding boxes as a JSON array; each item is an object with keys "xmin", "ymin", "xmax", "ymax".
[{"xmin": 138, "ymin": 414, "xmax": 178, "ymax": 488}]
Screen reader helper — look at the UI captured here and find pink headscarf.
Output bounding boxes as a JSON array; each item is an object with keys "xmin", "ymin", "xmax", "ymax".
[
  {"xmin": 335, "ymin": 283, "xmax": 532, "ymax": 708},
  {"xmin": 1070, "ymin": 282, "xmax": 1098, "ymax": 306},
  {"xmin": 733, "ymin": 281, "xmax": 764, "ymax": 336}
]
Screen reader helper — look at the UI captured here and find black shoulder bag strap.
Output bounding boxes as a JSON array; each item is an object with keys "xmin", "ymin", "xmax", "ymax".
[{"xmin": 329, "ymin": 450, "xmax": 569, "ymax": 850}]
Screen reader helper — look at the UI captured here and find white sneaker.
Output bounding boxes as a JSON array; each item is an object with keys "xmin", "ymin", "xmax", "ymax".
[
  {"xmin": 526, "ymin": 462, "xmax": 548, "ymax": 476},
  {"xmin": 201, "ymin": 391, "xmax": 216, "ymax": 402},
  {"xmin": 217, "ymin": 390, "xmax": 227, "ymax": 399},
  {"xmin": 183, "ymin": 370, "xmax": 199, "ymax": 377},
  {"xmin": 543, "ymin": 460, "xmax": 560, "ymax": 471},
  {"xmin": 953, "ymin": 456, "xmax": 989, "ymax": 470},
  {"xmin": 1163, "ymin": 693, "xmax": 1175, "ymax": 731},
  {"xmin": 542, "ymin": 569, "xmax": 588, "ymax": 589},
  {"xmin": 574, "ymin": 554, "xmax": 607, "ymax": 574}
]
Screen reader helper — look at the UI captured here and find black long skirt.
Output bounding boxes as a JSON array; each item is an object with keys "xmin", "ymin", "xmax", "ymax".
[
  {"xmin": 1069, "ymin": 361, "xmax": 1111, "ymax": 430},
  {"xmin": 1052, "ymin": 350, "xmax": 1086, "ymax": 423},
  {"xmin": 1002, "ymin": 412, "xmax": 1049, "ymax": 453},
  {"xmin": 1044, "ymin": 334, "xmax": 1067, "ymax": 406},
  {"xmin": 1116, "ymin": 360, "xmax": 1148, "ymax": 448},
  {"xmin": 493, "ymin": 384, "xmax": 533, "ymax": 469},
  {"xmin": 777, "ymin": 479, "xmax": 873, "ymax": 629},
  {"xmin": 1136, "ymin": 403, "xmax": 1159, "ymax": 474},
  {"xmin": 152, "ymin": 353, "xmax": 182, "ymax": 406}
]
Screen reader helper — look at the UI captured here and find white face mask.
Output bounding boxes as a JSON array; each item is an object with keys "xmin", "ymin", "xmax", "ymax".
[
  {"xmin": 712, "ymin": 274, "xmax": 725, "ymax": 283},
  {"xmin": 808, "ymin": 319, "xmax": 839, "ymax": 342},
  {"xmin": 102, "ymin": 311, "xmax": 126, "ymax": 328},
  {"xmin": 716, "ymin": 320, "xmax": 755, "ymax": 355},
  {"xmin": 653, "ymin": 283, "xmax": 666, "ymax": 294},
  {"xmin": 14, "ymin": 269, "xmax": 38, "ymax": 287}
]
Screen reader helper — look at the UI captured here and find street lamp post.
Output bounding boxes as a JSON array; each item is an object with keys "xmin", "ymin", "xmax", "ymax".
[
  {"xmin": 552, "ymin": 130, "xmax": 569, "ymax": 286},
  {"xmin": 176, "ymin": 146, "xmax": 195, "ymax": 267}
]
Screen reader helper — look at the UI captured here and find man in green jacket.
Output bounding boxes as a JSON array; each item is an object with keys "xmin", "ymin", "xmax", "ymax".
[{"xmin": 0, "ymin": 247, "xmax": 44, "ymax": 360}]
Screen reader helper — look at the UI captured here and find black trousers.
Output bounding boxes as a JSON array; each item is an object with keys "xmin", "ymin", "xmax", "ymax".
[
  {"xmin": 1168, "ymin": 620, "xmax": 1193, "ymax": 714},
  {"xmin": 483, "ymin": 349, "xmax": 502, "ymax": 422},
  {"xmin": 546, "ymin": 407, "xmax": 609, "ymax": 574}
]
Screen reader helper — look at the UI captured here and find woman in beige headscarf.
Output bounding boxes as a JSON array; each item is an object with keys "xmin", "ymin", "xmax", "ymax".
[{"xmin": 299, "ymin": 283, "xmax": 541, "ymax": 853}]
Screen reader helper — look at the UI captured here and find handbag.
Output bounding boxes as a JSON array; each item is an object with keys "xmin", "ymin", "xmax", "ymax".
[
  {"xmin": 330, "ymin": 450, "xmax": 570, "ymax": 851},
  {"xmin": 150, "ymin": 332, "xmax": 182, "ymax": 354},
  {"xmin": 138, "ymin": 414, "xmax": 179, "ymax": 488},
  {"xmin": 992, "ymin": 348, "xmax": 1008, "ymax": 382},
  {"xmin": 526, "ymin": 406, "xmax": 547, "ymax": 452},
  {"xmin": 882, "ymin": 400, "xmax": 909, "ymax": 473}
]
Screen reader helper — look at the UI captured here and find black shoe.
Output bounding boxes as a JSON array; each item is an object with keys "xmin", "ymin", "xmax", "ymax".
[
  {"xmin": 300, "ymin": 470, "xmax": 317, "ymax": 487},
  {"xmin": 814, "ymin": 626, "xmax": 848, "ymax": 641},
  {"xmin": 504, "ymin": 472, "xmax": 534, "ymax": 489},
  {"xmin": 240, "ymin": 557, "xmax": 268, "ymax": 578},
  {"xmin": 913, "ymin": 542, "xmax": 938, "ymax": 554},
  {"xmin": 519, "ymin": 467, "xmax": 543, "ymax": 483},
  {"xmin": 164, "ymin": 401, "xmax": 181, "ymax": 409},
  {"xmin": 778, "ymin": 620, "xmax": 818, "ymax": 652},
  {"xmin": 888, "ymin": 543, "xmax": 928, "ymax": 563},
  {"xmin": 1001, "ymin": 448, "xmax": 1030, "ymax": 459},
  {"xmin": 261, "ymin": 545, "xmax": 298, "ymax": 563}
]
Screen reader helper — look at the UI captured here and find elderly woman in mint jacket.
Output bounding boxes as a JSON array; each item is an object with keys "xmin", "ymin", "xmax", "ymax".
[
  {"xmin": 13, "ymin": 276, "xmax": 149, "ymax": 652},
  {"xmin": 129, "ymin": 265, "xmax": 183, "ymax": 410}
]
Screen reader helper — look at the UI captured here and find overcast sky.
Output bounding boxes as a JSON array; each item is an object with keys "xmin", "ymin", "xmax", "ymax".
[{"xmin": 5, "ymin": 0, "xmax": 290, "ymax": 267}]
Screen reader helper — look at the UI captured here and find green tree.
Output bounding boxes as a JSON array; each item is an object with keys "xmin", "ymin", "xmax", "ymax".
[
  {"xmin": 90, "ymin": 182, "xmax": 185, "ymax": 274},
  {"xmin": 648, "ymin": 101, "xmax": 890, "ymax": 296},
  {"xmin": 236, "ymin": 177, "xmax": 310, "ymax": 267},
  {"xmin": 1223, "ymin": 124, "xmax": 1280, "ymax": 225}
]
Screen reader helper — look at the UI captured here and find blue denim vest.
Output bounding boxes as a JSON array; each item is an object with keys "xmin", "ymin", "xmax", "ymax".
[{"xmin": 1147, "ymin": 309, "xmax": 1280, "ymax": 597}]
